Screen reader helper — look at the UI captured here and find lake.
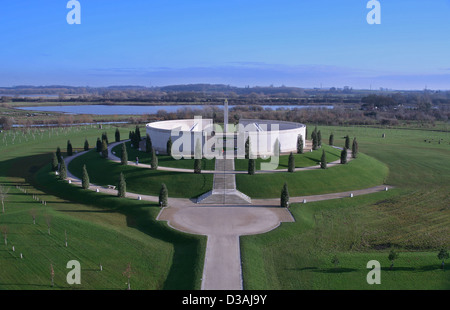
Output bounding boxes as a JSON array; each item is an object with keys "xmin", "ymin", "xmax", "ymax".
[{"xmin": 16, "ymin": 104, "xmax": 333, "ymax": 115}]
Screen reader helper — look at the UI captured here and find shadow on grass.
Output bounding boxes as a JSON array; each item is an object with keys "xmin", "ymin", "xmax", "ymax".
[
  {"xmin": 312, "ymin": 267, "xmax": 358, "ymax": 274},
  {"xmin": 2, "ymin": 153, "xmax": 206, "ymax": 290}
]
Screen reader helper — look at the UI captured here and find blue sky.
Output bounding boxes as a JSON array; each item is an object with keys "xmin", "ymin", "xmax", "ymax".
[{"xmin": 0, "ymin": 0, "xmax": 449, "ymax": 89}]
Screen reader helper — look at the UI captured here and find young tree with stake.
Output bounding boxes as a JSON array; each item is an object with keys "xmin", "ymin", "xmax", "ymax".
[
  {"xmin": 0, "ymin": 185, "xmax": 9, "ymax": 214},
  {"xmin": 437, "ymin": 248, "xmax": 449, "ymax": 270},
  {"xmin": 388, "ymin": 249, "xmax": 399, "ymax": 270}
]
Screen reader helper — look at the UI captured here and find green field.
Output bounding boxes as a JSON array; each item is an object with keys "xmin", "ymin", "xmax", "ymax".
[
  {"xmin": 0, "ymin": 125, "xmax": 206, "ymax": 289},
  {"xmin": 236, "ymin": 152, "xmax": 388, "ymax": 198},
  {"xmin": 111, "ymin": 141, "xmax": 216, "ymax": 170},
  {"xmin": 234, "ymin": 144, "xmax": 341, "ymax": 171},
  {"xmin": 0, "ymin": 122, "xmax": 449, "ymax": 290},
  {"xmin": 240, "ymin": 124, "xmax": 450, "ymax": 289}
]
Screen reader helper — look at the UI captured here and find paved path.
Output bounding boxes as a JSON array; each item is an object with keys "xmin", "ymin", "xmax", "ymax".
[{"xmin": 63, "ymin": 144, "xmax": 392, "ymax": 290}]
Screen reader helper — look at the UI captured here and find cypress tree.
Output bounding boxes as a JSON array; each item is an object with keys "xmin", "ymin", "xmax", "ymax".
[
  {"xmin": 297, "ymin": 134, "xmax": 304, "ymax": 154},
  {"xmin": 101, "ymin": 140, "xmax": 108, "ymax": 158},
  {"xmin": 312, "ymin": 128, "xmax": 318, "ymax": 150},
  {"xmin": 121, "ymin": 143, "xmax": 128, "ymax": 165},
  {"xmin": 84, "ymin": 139, "xmax": 89, "ymax": 151},
  {"xmin": 320, "ymin": 149, "xmax": 327, "ymax": 169},
  {"xmin": 248, "ymin": 158, "xmax": 255, "ymax": 175},
  {"xmin": 194, "ymin": 159, "xmax": 202, "ymax": 174},
  {"xmin": 135, "ymin": 126, "xmax": 141, "ymax": 142},
  {"xmin": 245, "ymin": 137, "xmax": 250, "ymax": 159},
  {"xmin": 59, "ymin": 159, "xmax": 67, "ymax": 180},
  {"xmin": 67, "ymin": 140, "xmax": 73, "ymax": 156},
  {"xmin": 115, "ymin": 128, "xmax": 120, "ymax": 142},
  {"xmin": 146, "ymin": 134, "xmax": 152, "ymax": 153},
  {"xmin": 317, "ymin": 130, "xmax": 322, "ymax": 148},
  {"xmin": 117, "ymin": 173, "xmax": 126, "ymax": 198},
  {"xmin": 56, "ymin": 147, "xmax": 62, "ymax": 163},
  {"xmin": 193, "ymin": 139, "xmax": 202, "ymax": 174},
  {"xmin": 159, "ymin": 183, "xmax": 168, "ymax": 207},
  {"xmin": 340, "ymin": 148, "xmax": 348, "ymax": 164},
  {"xmin": 329, "ymin": 133, "xmax": 334, "ymax": 146},
  {"xmin": 288, "ymin": 152, "xmax": 295, "ymax": 173},
  {"xmin": 51, "ymin": 152, "xmax": 59, "ymax": 171},
  {"xmin": 273, "ymin": 138, "xmax": 280, "ymax": 157},
  {"xmin": 352, "ymin": 138, "xmax": 358, "ymax": 158},
  {"xmin": 345, "ymin": 135, "xmax": 350, "ymax": 150},
  {"xmin": 102, "ymin": 132, "xmax": 109, "ymax": 145},
  {"xmin": 82, "ymin": 164, "xmax": 90, "ymax": 190},
  {"xmin": 166, "ymin": 137, "xmax": 172, "ymax": 156},
  {"xmin": 280, "ymin": 182, "xmax": 289, "ymax": 208},
  {"xmin": 150, "ymin": 148, "xmax": 158, "ymax": 170},
  {"xmin": 132, "ymin": 131, "xmax": 140, "ymax": 149},
  {"xmin": 96, "ymin": 138, "xmax": 102, "ymax": 152}
]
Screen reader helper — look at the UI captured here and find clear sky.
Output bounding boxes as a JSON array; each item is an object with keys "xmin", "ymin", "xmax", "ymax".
[{"xmin": 1, "ymin": 0, "xmax": 449, "ymax": 90}]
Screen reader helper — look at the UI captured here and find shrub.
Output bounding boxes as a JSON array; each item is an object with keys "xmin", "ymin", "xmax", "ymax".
[
  {"xmin": 117, "ymin": 173, "xmax": 126, "ymax": 198},
  {"xmin": 82, "ymin": 164, "xmax": 90, "ymax": 190},
  {"xmin": 280, "ymin": 182, "xmax": 289, "ymax": 208},
  {"xmin": 288, "ymin": 152, "xmax": 295, "ymax": 173}
]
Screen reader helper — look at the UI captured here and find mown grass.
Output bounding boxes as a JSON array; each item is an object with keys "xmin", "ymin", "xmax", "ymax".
[
  {"xmin": 236, "ymin": 152, "xmax": 388, "ymax": 198},
  {"xmin": 0, "ymin": 125, "xmax": 206, "ymax": 289},
  {"xmin": 234, "ymin": 144, "xmax": 341, "ymax": 171},
  {"xmin": 68, "ymin": 150, "xmax": 213, "ymax": 199},
  {"xmin": 240, "ymin": 124, "xmax": 450, "ymax": 290},
  {"xmin": 111, "ymin": 141, "xmax": 216, "ymax": 170}
]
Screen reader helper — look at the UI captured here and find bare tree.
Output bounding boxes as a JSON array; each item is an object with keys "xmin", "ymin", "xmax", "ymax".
[
  {"xmin": 30, "ymin": 208, "xmax": 37, "ymax": 225},
  {"xmin": 50, "ymin": 264, "xmax": 55, "ymax": 287},
  {"xmin": 1, "ymin": 225, "xmax": 8, "ymax": 245},
  {"xmin": 45, "ymin": 214, "xmax": 52, "ymax": 235},
  {"xmin": 122, "ymin": 263, "xmax": 135, "ymax": 290},
  {"xmin": 0, "ymin": 185, "xmax": 9, "ymax": 213}
]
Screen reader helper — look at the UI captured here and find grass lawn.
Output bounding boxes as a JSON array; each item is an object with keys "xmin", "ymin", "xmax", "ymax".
[
  {"xmin": 68, "ymin": 150, "xmax": 213, "ymax": 199},
  {"xmin": 240, "ymin": 124, "xmax": 450, "ymax": 290},
  {"xmin": 0, "ymin": 125, "xmax": 206, "ymax": 289},
  {"xmin": 236, "ymin": 152, "xmax": 388, "ymax": 198},
  {"xmin": 111, "ymin": 141, "xmax": 216, "ymax": 170},
  {"xmin": 234, "ymin": 144, "xmax": 341, "ymax": 171}
]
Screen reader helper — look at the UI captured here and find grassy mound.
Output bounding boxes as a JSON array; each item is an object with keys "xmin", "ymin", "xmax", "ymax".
[
  {"xmin": 236, "ymin": 152, "xmax": 389, "ymax": 198},
  {"xmin": 111, "ymin": 141, "xmax": 216, "ymax": 170},
  {"xmin": 68, "ymin": 150, "xmax": 213, "ymax": 199}
]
